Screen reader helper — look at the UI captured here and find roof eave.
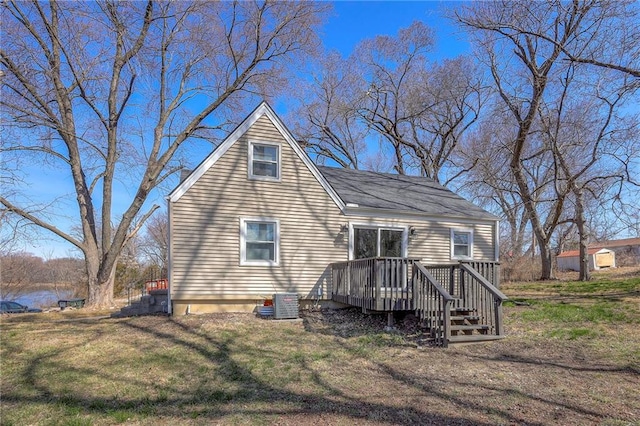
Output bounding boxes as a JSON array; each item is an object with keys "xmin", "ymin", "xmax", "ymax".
[{"xmin": 344, "ymin": 205, "xmax": 499, "ymax": 224}]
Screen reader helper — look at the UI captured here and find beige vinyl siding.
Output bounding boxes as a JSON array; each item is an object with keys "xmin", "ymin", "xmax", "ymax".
[
  {"xmin": 406, "ymin": 220, "xmax": 495, "ymax": 263},
  {"xmin": 170, "ymin": 113, "xmax": 497, "ymax": 308},
  {"xmin": 171, "ymin": 115, "xmax": 346, "ymax": 301}
]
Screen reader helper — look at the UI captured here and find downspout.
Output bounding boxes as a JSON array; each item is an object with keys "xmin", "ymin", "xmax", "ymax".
[
  {"xmin": 494, "ymin": 220, "xmax": 500, "ymax": 262},
  {"xmin": 166, "ymin": 196, "xmax": 173, "ymax": 315}
]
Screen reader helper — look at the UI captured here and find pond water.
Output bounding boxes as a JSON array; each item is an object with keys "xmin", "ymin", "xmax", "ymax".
[{"xmin": 14, "ymin": 289, "xmax": 75, "ymax": 309}]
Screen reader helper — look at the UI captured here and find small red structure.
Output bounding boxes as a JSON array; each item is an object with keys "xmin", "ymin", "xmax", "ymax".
[{"xmin": 145, "ymin": 279, "xmax": 168, "ymax": 293}]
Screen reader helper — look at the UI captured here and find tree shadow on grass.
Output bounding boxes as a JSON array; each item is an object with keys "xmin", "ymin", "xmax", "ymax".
[
  {"xmin": 6, "ymin": 314, "xmax": 635, "ymax": 425},
  {"xmin": 367, "ymin": 348, "xmax": 610, "ymax": 425},
  {"xmin": 3, "ymin": 316, "xmax": 497, "ymax": 425},
  {"xmin": 466, "ymin": 351, "xmax": 640, "ymax": 376}
]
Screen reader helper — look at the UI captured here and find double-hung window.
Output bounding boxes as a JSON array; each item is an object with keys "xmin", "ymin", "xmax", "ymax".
[
  {"xmin": 249, "ymin": 142, "xmax": 280, "ymax": 181},
  {"xmin": 240, "ymin": 218, "xmax": 279, "ymax": 266},
  {"xmin": 451, "ymin": 229, "xmax": 473, "ymax": 259}
]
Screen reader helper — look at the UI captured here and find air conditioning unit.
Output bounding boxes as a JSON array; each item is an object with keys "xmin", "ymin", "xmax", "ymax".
[{"xmin": 273, "ymin": 293, "xmax": 299, "ymax": 319}]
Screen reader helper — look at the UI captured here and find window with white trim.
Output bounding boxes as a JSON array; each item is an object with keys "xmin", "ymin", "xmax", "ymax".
[
  {"xmin": 451, "ymin": 229, "xmax": 473, "ymax": 259},
  {"xmin": 240, "ymin": 218, "xmax": 279, "ymax": 266},
  {"xmin": 249, "ymin": 142, "xmax": 280, "ymax": 180}
]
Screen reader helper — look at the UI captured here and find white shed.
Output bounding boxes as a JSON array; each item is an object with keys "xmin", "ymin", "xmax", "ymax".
[{"xmin": 557, "ymin": 248, "xmax": 616, "ymax": 271}]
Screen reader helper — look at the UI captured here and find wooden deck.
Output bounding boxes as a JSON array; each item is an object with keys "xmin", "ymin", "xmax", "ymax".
[
  {"xmin": 331, "ymin": 258, "xmax": 419, "ymax": 311},
  {"xmin": 331, "ymin": 258, "xmax": 507, "ymax": 346}
]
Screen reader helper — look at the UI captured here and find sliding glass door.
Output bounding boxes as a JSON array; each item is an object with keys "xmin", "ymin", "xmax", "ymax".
[{"xmin": 353, "ymin": 226, "xmax": 405, "ymax": 259}]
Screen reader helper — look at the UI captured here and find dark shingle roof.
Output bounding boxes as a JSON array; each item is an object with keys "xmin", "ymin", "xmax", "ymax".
[{"xmin": 317, "ymin": 166, "xmax": 497, "ymax": 221}]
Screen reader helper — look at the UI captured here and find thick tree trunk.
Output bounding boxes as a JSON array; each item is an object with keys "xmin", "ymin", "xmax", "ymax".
[
  {"xmin": 578, "ymin": 239, "xmax": 590, "ymax": 281},
  {"xmin": 539, "ymin": 241, "xmax": 554, "ymax": 280},
  {"xmin": 87, "ymin": 277, "xmax": 115, "ymax": 308},
  {"xmin": 576, "ymin": 190, "xmax": 590, "ymax": 281},
  {"xmin": 85, "ymin": 254, "xmax": 116, "ymax": 308}
]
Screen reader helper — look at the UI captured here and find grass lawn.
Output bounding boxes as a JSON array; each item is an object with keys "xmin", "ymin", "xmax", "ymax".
[{"xmin": 1, "ymin": 268, "xmax": 639, "ymax": 425}]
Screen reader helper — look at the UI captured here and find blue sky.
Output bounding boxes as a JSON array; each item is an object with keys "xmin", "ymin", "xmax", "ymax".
[
  {"xmin": 324, "ymin": 2, "xmax": 468, "ymax": 58},
  {"xmin": 14, "ymin": 2, "xmax": 470, "ymax": 259}
]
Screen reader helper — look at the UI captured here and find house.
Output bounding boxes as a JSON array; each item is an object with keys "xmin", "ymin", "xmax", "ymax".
[
  {"xmin": 557, "ymin": 248, "xmax": 616, "ymax": 271},
  {"xmin": 168, "ymin": 102, "xmax": 506, "ymax": 346}
]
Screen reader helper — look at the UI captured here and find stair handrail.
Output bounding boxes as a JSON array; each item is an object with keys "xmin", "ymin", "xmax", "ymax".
[
  {"xmin": 459, "ymin": 262, "xmax": 508, "ymax": 336},
  {"xmin": 413, "ymin": 262, "xmax": 455, "ymax": 347}
]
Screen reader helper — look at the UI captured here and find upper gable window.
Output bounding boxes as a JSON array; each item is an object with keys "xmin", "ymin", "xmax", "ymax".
[{"xmin": 249, "ymin": 141, "xmax": 280, "ymax": 181}]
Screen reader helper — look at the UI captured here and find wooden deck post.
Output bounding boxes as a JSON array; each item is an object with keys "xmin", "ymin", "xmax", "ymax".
[
  {"xmin": 459, "ymin": 266, "xmax": 466, "ymax": 306},
  {"xmin": 346, "ymin": 261, "xmax": 351, "ymax": 305},
  {"xmin": 495, "ymin": 299, "xmax": 503, "ymax": 336},
  {"xmin": 375, "ymin": 258, "xmax": 383, "ymax": 311},
  {"xmin": 442, "ymin": 298, "xmax": 451, "ymax": 348},
  {"xmin": 449, "ymin": 265, "xmax": 455, "ymax": 296}
]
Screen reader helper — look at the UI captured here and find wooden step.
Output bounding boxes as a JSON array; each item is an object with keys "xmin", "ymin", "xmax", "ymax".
[
  {"xmin": 450, "ymin": 315, "xmax": 480, "ymax": 322},
  {"xmin": 448, "ymin": 334, "xmax": 505, "ymax": 344},
  {"xmin": 451, "ymin": 307, "xmax": 475, "ymax": 314},
  {"xmin": 450, "ymin": 324, "xmax": 489, "ymax": 332}
]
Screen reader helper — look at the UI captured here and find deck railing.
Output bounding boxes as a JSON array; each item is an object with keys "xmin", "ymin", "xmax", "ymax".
[
  {"xmin": 331, "ymin": 257, "xmax": 419, "ymax": 311},
  {"xmin": 412, "ymin": 262, "xmax": 455, "ymax": 346}
]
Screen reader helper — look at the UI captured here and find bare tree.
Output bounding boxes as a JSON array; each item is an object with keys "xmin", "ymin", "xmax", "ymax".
[
  {"xmin": 292, "ymin": 21, "xmax": 485, "ymax": 184},
  {"xmin": 0, "ymin": 252, "xmax": 45, "ymax": 300},
  {"xmin": 352, "ymin": 21, "xmax": 436, "ymax": 175},
  {"xmin": 0, "ymin": 1, "xmax": 328, "ymax": 307},
  {"xmin": 357, "ymin": 25, "xmax": 484, "ymax": 183},
  {"xmin": 407, "ymin": 56, "xmax": 486, "ymax": 185},
  {"xmin": 541, "ymin": 63, "xmax": 638, "ymax": 279},
  {"xmin": 457, "ymin": 0, "xmax": 640, "ymax": 279},
  {"xmin": 139, "ymin": 212, "xmax": 168, "ymax": 277},
  {"xmin": 459, "ymin": 114, "xmax": 532, "ymax": 258},
  {"xmin": 291, "ymin": 53, "xmax": 368, "ymax": 169}
]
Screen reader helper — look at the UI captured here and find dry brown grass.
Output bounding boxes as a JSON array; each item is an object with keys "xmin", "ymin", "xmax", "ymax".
[{"xmin": 1, "ymin": 274, "xmax": 639, "ymax": 426}]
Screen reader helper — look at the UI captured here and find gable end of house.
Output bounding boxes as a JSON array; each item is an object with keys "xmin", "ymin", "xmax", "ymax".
[{"xmin": 168, "ymin": 102, "xmax": 345, "ymax": 211}]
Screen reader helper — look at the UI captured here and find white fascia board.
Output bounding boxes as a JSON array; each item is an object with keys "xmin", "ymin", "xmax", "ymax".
[
  {"xmin": 343, "ymin": 206, "xmax": 498, "ymax": 226},
  {"xmin": 260, "ymin": 103, "xmax": 346, "ymax": 212},
  {"xmin": 168, "ymin": 104, "xmax": 268, "ymax": 203}
]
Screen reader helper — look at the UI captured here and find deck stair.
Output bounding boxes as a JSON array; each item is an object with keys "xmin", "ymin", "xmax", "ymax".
[
  {"xmin": 331, "ymin": 258, "xmax": 508, "ymax": 347},
  {"xmin": 111, "ymin": 289, "xmax": 168, "ymax": 318},
  {"xmin": 445, "ymin": 305, "xmax": 504, "ymax": 344},
  {"xmin": 414, "ymin": 263, "xmax": 508, "ymax": 346}
]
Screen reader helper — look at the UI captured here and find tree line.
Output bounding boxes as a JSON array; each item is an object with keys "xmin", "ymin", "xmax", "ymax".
[
  {"xmin": 1, "ymin": 212, "xmax": 167, "ymax": 301},
  {"xmin": 288, "ymin": 1, "xmax": 639, "ymax": 282},
  {"xmin": 1, "ymin": 1, "xmax": 638, "ymax": 306}
]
